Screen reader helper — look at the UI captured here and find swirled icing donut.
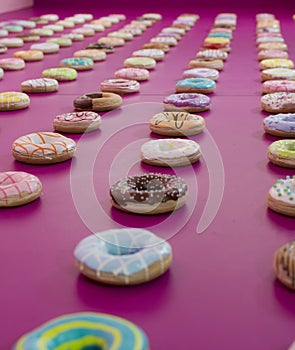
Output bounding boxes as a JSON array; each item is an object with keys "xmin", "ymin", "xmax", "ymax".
[
  {"xmin": 175, "ymin": 77, "xmax": 216, "ymax": 94},
  {"xmin": 196, "ymin": 49, "xmax": 228, "ymax": 60},
  {"xmin": 259, "ymin": 58, "xmax": 294, "ymax": 70},
  {"xmin": 30, "ymin": 42, "xmax": 59, "ymax": 54},
  {"xmin": 163, "ymin": 93, "xmax": 211, "ymax": 113},
  {"xmin": 30, "ymin": 28, "xmax": 54, "ymax": 37},
  {"xmin": 74, "ymin": 92, "xmax": 122, "ymax": 112},
  {"xmin": 263, "ymin": 113, "xmax": 295, "ymax": 137},
  {"xmin": 14, "ymin": 312, "xmax": 149, "ymax": 350},
  {"xmin": 100, "ymin": 79, "xmax": 140, "ymax": 94},
  {"xmin": 0, "ymin": 37, "xmax": 23, "ymax": 47},
  {"xmin": 98, "ymin": 36, "xmax": 125, "ymax": 46},
  {"xmin": 0, "ymin": 171, "xmax": 42, "ymax": 207},
  {"xmin": 188, "ymin": 58, "xmax": 224, "ymax": 70},
  {"xmin": 268, "ymin": 140, "xmax": 295, "ymax": 168},
  {"xmin": 257, "ymin": 32, "xmax": 282, "ymax": 38},
  {"xmin": 258, "ymin": 49, "xmax": 288, "ymax": 61},
  {"xmin": 261, "ymin": 68, "xmax": 295, "ymax": 81},
  {"xmin": 74, "ymin": 228, "xmax": 172, "ymax": 285},
  {"xmin": 42, "ymin": 67, "xmax": 77, "ymax": 81},
  {"xmin": 108, "ymin": 31, "xmax": 133, "ymax": 40},
  {"xmin": 149, "ymin": 111, "xmax": 205, "ymax": 136},
  {"xmin": 110, "ymin": 173, "xmax": 188, "ymax": 214},
  {"xmin": 12, "ymin": 132, "xmax": 76, "ymax": 164},
  {"xmin": 141, "ymin": 138, "xmax": 201, "ymax": 167},
  {"xmin": 183, "ymin": 67, "xmax": 219, "ymax": 80},
  {"xmin": 132, "ymin": 48, "xmax": 164, "ymax": 61},
  {"xmin": 114, "ymin": 67, "xmax": 149, "ymax": 81},
  {"xmin": 21, "ymin": 78, "xmax": 58, "ymax": 93},
  {"xmin": 124, "ymin": 57, "xmax": 156, "ymax": 69},
  {"xmin": 47, "ymin": 37, "xmax": 72, "ymax": 47},
  {"xmin": 261, "ymin": 92, "xmax": 295, "ymax": 113},
  {"xmin": 121, "ymin": 27, "xmax": 142, "ymax": 36},
  {"xmin": 60, "ymin": 57, "xmax": 93, "ymax": 70},
  {"xmin": 72, "ymin": 27, "xmax": 95, "ymax": 36},
  {"xmin": 74, "ymin": 49, "xmax": 106, "ymax": 61},
  {"xmin": 150, "ymin": 36, "xmax": 177, "ymax": 46},
  {"xmin": 273, "ymin": 240, "xmax": 295, "ymax": 290},
  {"xmin": 54, "ymin": 111, "xmax": 101, "ymax": 133},
  {"xmin": 0, "ymin": 92, "xmax": 29, "ymax": 111},
  {"xmin": 14, "ymin": 50, "xmax": 44, "ymax": 62},
  {"xmin": 262, "ymin": 80, "xmax": 295, "ymax": 94},
  {"xmin": 0, "ymin": 58, "xmax": 25, "ymax": 70}
]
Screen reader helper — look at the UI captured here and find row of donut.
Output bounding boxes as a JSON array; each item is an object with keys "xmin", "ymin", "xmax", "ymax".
[{"xmin": 254, "ymin": 14, "xmax": 295, "ymax": 329}]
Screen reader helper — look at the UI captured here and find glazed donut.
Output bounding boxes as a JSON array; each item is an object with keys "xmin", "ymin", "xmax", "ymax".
[
  {"xmin": 60, "ymin": 57, "xmax": 93, "ymax": 71},
  {"xmin": 149, "ymin": 111, "xmax": 205, "ymax": 136},
  {"xmin": 100, "ymin": 79, "xmax": 140, "ymax": 94},
  {"xmin": 42, "ymin": 67, "xmax": 77, "ymax": 81},
  {"xmin": 0, "ymin": 68, "xmax": 3, "ymax": 80},
  {"xmin": 0, "ymin": 171, "xmax": 42, "ymax": 207},
  {"xmin": 162, "ymin": 27, "xmax": 185, "ymax": 35},
  {"xmin": 259, "ymin": 58, "xmax": 294, "ymax": 70},
  {"xmin": 0, "ymin": 29, "xmax": 8, "ymax": 37},
  {"xmin": 114, "ymin": 67, "xmax": 150, "ymax": 81},
  {"xmin": 202, "ymin": 37, "xmax": 231, "ymax": 52},
  {"xmin": 120, "ymin": 26, "xmax": 142, "ymax": 36},
  {"xmin": 47, "ymin": 37, "xmax": 72, "ymax": 47},
  {"xmin": 183, "ymin": 67, "xmax": 219, "ymax": 80},
  {"xmin": 141, "ymin": 138, "xmax": 201, "ymax": 167},
  {"xmin": 188, "ymin": 58, "xmax": 224, "ymax": 70},
  {"xmin": 262, "ymin": 80, "xmax": 295, "ymax": 94},
  {"xmin": 109, "ymin": 13, "xmax": 126, "ymax": 21},
  {"xmin": 12, "ymin": 132, "xmax": 76, "ymax": 164},
  {"xmin": 74, "ymin": 92, "xmax": 122, "ymax": 112},
  {"xmin": 0, "ymin": 92, "xmax": 29, "ymax": 111},
  {"xmin": 74, "ymin": 228, "xmax": 172, "ymax": 285},
  {"xmin": 53, "ymin": 111, "xmax": 101, "ymax": 133},
  {"xmin": 175, "ymin": 77, "xmax": 216, "ymax": 94},
  {"xmin": 13, "ymin": 20, "xmax": 36, "ymax": 28},
  {"xmin": 110, "ymin": 173, "xmax": 188, "ymax": 215},
  {"xmin": 268, "ymin": 139, "xmax": 295, "ymax": 168},
  {"xmin": 124, "ymin": 57, "xmax": 156, "ymax": 69},
  {"xmin": 30, "ymin": 42, "xmax": 59, "ymax": 54},
  {"xmin": 256, "ymin": 36, "xmax": 284, "ymax": 45},
  {"xmin": 74, "ymin": 49, "xmax": 106, "ymax": 61},
  {"xmin": 65, "ymin": 16, "xmax": 85, "ymax": 24},
  {"xmin": 0, "ymin": 58, "xmax": 25, "ymax": 70},
  {"xmin": 13, "ymin": 50, "xmax": 43, "ymax": 62},
  {"xmin": 142, "ymin": 13, "xmax": 162, "ymax": 21},
  {"xmin": 14, "ymin": 312, "xmax": 148, "ymax": 350},
  {"xmin": 196, "ymin": 49, "xmax": 228, "ymax": 60},
  {"xmin": 163, "ymin": 93, "xmax": 211, "ymax": 113},
  {"xmin": 274, "ymin": 240, "xmax": 295, "ymax": 289},
  {"xmin": 21, "ymin": 78, "xmax": 58, "ymax": 94},
  {"xmin": 263, "ymin": 114, "xmax": 295, "ymax": 137},
  {"xmin": 258, "ymin": 49, "xmax": 289, "ymax": 61},
  {"xmin": 261, "ymin": 92, "xmax": 295, "ymax": 113},
  {"xmin": 132, "ymin": 49, "xmax": 164, "ymax": 61},
  {"xmin": 261, "ymin": 68, "xmax": 295, "ymax": 81}
]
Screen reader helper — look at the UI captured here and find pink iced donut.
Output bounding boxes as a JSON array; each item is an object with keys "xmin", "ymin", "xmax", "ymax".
[
  {"xmin": 163, "ymin": 93, "xmax": 211, "ymax": 113},
  {"xmin": 53, "ymin": 111, "xmax": 101, "ymax": 133},
  {"xmin": 100, "ymin": 78, "xmax": 140, "ymax": 94},
  {"xmin": 262, "ymin": 80, "xmax": 295, "ymax": 94},
  {"xmin": 258, "ymin": 49, "xmax": 288, "ymax": 61},
  {"xmin": 0, "ymin": 171, "xmax": 42, "ymax": 207},
  {"xmin": 114, "ymin": 67, "xmax": 150, "ymax": 81},
  {"xmin": 182, "ymin": 67, "xmax": 219, "ymax": 80},
  {"xmin": 0, "ymin": 58, "xmax": 25, "ymax": 70}
]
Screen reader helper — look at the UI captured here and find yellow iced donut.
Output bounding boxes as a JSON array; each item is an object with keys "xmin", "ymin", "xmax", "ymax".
[{"xmin": 0, "ymin": 92, "xmax": 30, "ymax": 111}]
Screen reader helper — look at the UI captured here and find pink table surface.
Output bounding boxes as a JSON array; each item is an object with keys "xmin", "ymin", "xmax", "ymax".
[{"xmin": 1, "ymin": 3, "xmax": 295, "ymax": 350}]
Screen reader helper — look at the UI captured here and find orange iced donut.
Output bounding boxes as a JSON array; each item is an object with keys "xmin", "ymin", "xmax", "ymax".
[
  {"xmin": 12, "ymin": 132, "xmax": 76, "ymax": 164},
  {"xmin": 13, "ymin": 50, "xmax": 44, "ymax": 61},
  {"xmin": 0, "ymin": 171, "xmax": 42, "ymax": 207},
  {"xmin": 0, "ymin": 92, "xmax": 29, "ymax": 111}
]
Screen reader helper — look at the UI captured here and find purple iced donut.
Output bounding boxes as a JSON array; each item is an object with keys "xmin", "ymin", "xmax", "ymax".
[
  {"xmin": 263, "ymin": 113, "xmax": 295, "ymax": 137},
  {"xmin": 163, "ymin": 93, "xmax": 211, "ymax": 113}
]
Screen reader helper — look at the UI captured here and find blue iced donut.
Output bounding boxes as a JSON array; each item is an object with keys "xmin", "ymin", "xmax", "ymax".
[
  {"xmin": 208, "ymin": 32, "xmax": 232, "ymax": 39},
  {"xmin": 60, "ymin": 57, "xmax": 93, "ymax": 71},
  {"xmin": 13, "ymin": 312, "xmax": 149, "ymax": 350},
  {"xmin": 175, "ymin": 77, "xmax": 216, "ymax": 94}
]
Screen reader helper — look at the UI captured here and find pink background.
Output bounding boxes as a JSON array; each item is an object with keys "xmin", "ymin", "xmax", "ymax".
[
  {"xmin": 1, "ymin": 2, "xmax": 295, "ymax": 350},
  {"xmin": 0, "ymin": 0, "xmax": 33, "ymax": 15}
]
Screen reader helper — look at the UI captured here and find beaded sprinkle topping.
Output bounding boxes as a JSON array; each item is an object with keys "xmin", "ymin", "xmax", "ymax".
[{"xmin": 270, "ymin": 175, "xmax": 295, "ymax": 202}]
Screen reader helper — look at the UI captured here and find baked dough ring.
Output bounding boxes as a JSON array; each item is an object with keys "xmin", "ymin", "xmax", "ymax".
[{"xmin": 74, "ymin": 92, "xmax": 122, "ymax": 112}]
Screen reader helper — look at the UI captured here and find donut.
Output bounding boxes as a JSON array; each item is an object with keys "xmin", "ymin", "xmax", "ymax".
[
  {"xmin": 86, "ymin": 43, "xmax": 114, "ymax": 53},
  {"xmin": 149, "ymin": 111, "xmax": 205, "ymax": 136},
  {"xmin": 257, "ymin": 32, "xmax": 282, "ymax": 38},
  {"xmin": 258, "ymin": 49, "xmax": 288, "ymax": 61},
  {"xmin": 100, "ymin": 16, "xmax": 119, "ymax": 24},
  {"xmin": 72, "ymin": 27, "xmax": 95, "ymax": 36},
  {"xmin": 258, "ymin": 42, "xmax": 287, "ymax": 51},
  {"xmin": 13, "ymin": 50, "xmax": 43, "ymax": 62},
  {"xmin": 141, "ymin": 138, "xmax": 201, "ymax": 167},
  {"xmin": 12, "ymin": 132, "xmax": 76, "ymax": 164},
  {"xmin": 256, "ymin": 13, "xmax": 275, "ymax": 21},
  {"xmin": 3, "ymin": 25, "xmax": 23, "ymax": 33},
  {"xmin": 30, "ymin": 28, "xmax": 54, "ymax": 37},
  {"xmin": 142, "ymin": 13, "xmax": 162, "ymax": 21},
  {"xmin": 132, "ymin": 49, "xmax": 164, "ymax": 61},
  {"xmin": 74, "ymin": 228, "xmax": 172, "ymax": 285},
  {"xmin": 74, "ymin": 92, "xmax": 122, "ymax": 112},
  {"xmin": 183, "ymin": 67, "xmax": 219, "ymax": 80},
  {"xmin": 0, "ymin": 37, "xmax": 23, "ymax": 48},
  {"xmin": 98, "ymin": 36, "xmax": 125, "ymax": 47},
  {"xmin": 92, "ymin": 19, "xmax": 112, "ymax": 28},
  {"xmin": 259, "ymin": 59, "xmax": 294, "ymax": 70},
  {"xmin": 114, "ymin": 67, "xmax": 150, "ymax": 81},
  {"xmin": 120, "ymin": 26, "xmax": 142, "ymax": 36},
  {"xmin": 109, "ymin": 13, "xmax": 126, "ymax": 21},
  {"xmin": 162, "ymin": 27, "xmax": 185, "ymax": 35},
  {"xmin": 29, "ymin": 17, "xmax": 48, "ymax": 25},
  {"xmin": 46, "ymin": 37, "xmax": 72, "ymax": 47},
  {"xmin": 263, "ymin": 113, "xmax": 295, "ymax": 137},
  {"xmin": 0, "ymin": 68, "xmax": 3, "ymax": 79},
  {"xmin": 0, "ymin": 92, "xmax": 29, "ymax": 111},
  {"xmin": 256, "ymin": 36, "xmax": 284, "ymax": 44},
  {"xmin": 100, "ymin": 79, "xmax": 140, "ymax": 94},
  {"xmin": 42, "ymin": 67, "xmax": 77, "ymax": 81},
  {"xmin": 261, "ymin": 68, "xmax": 295, "ymax": 81},
  {"xmin": 202, "ymin": 37, "xmax": 231, "ymax": 51},
  {"xmin": 21, "ymin": 78, "xmax": 58, "ymax": 94},
  {"xmin": 65, "ymin": 16, "xmax": 85, "ymax": 24},
  {"xmin": 0, "ymin": 44, "xmax": 7, "ymax": 54},
  {"xmin": 274, "ymin": 240, "xmax": 295, "ymax": 289},
  {"xmin": 110, "ymin": 173, "xmax": 188, "ymax": 215},
  {"xmin": 0, "ymin": 58, "xmax": 25, "ymax": 71},
  {"xmin": 30, "ymin": 42, "xmax": 59, "ymax": 54},
  {"xmin": 83, "ymin": 23, "xmax": 105, "ymax": 32},
  {"xmin": 188, "ymin": 58, "xmax": 224, "ymax": 70},
  {"xmin": 163, "ymin": 93, "xmax": 211, "ymax": 113},
  {"xmin": 40, "ymin": 13, "xmax": 59, "ymax": 21},
  {"xmin": 150, "ymin": 36, "xmax": 177, "ymax": 46},
  {"xmin": 13, "ymin": 20, "xmax": 36, "ymax": 29},
  {"xmin": 43, "ymin": 24, "xmax": 64, "ymax": 32},
  {"xmin": 60, "ymin": 57, "xmax": 93, "ymax": 71},
  {"xmin": 196, "ymin": 49, "xmax": 228, "ymax": 60},
  {"xmin": 175, "ymin": 77, "xmax": 216, "ymax": 94},
  {"xmin": 74, "ymin": 13, "xmax": 94, "ymax": 21},
  {"xmin": 14, "ymin": 312, "xmax": 149, "ymax": 350},
  {"xmin": 124, "ymin": 57, "xmax": 156, "ymax": 69},
  {"xmin": 141, "ymin": 42, "xmax": 170, "ymax": 52},
  {"xmin": 208, "ymin": 32, "xmax": 232, "ymax": 39},
  {"xmin": 158, "ymin": 32, "xmax": 182, "ymax": 41},
  {"xmin": 56, "ymin": 20, "xmax": 75, "ymax": 28},
  {"xmin": 261, "ymin": 92, "xmax": 295, "ymax": 113},
  {"xmin": 74, "ymin": 49, "xmax": 106, "ymax": 61},
  {"xmin": 0, "ymin": 171, "xmax": 42, "ymax": 207},
  {"xmin": 53, "ymin": 111, "xmax": 101, "ymax": 133},
  {"xmin": 0, "ymin": 29, "xmax": 8, "ymax": 37},
  {"xmin": 108, "ymin": 31, "xmax": 133, "ymax": 40},
  {"xmin": 268, "ymin": 139, "xmax": 295, "ymax": 168},
  {"xmin": 262, "ymin": 80, "xmax": 295, "ymax": 94},
  {"xmin": 62, "ymin": 33, "xmax": 84, "ymax": 41}
]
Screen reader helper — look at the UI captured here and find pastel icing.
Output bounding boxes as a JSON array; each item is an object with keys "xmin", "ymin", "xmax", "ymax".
[
  {"xmin": 0, "ymin": 38, "xmax": 23, "ymax": 46},
  {"xmin": 60, "ymin": 57, "xmax": 93, "ymax": 68},
  {"xmin": 21, "ymin": 78, "xmax": 58, "ymax": 89},
  {"xmin": 0, "ymin": 68, "xmax": 3, "ymax": 79},
  {"xmin": 141, "ymin": 138, "xmax": 200, "ymax": 159},
  {"xmin": 114, "ymin": 68, "xmax": 150, "ymax": 80},
  {"xmin": 208, "ymin": 32, "xmax": 232, "ymax": 38},
  {"xmin": 264, "ymin": 113, "xmax": 295, "ymax": 132},
  {"xmin": 183, "ymin": 68, "xmax": 219, "ymax": 80},
  {"xmin": 0, "ymin": 171, "xmax": 41, "ymax": 203},
  {"xmin": 43, "ymin": 67, "xmax": 77, "ymax": 80},
  {"xmin": 164, "ymin": 93, "xmax": 211, "ymax": 108},
  {"xmin": 0, "ymin": 92, "xmax": 29, "ymax": 105},
  {"xmin": 268, "ymin": 139, "xmax": 295, "ymax": 159},
  {"xmin": 150, "ymin": 112, "xmax": 205, "ymax": 131},
  {"xmin": 261, "ymin": 92, "xmax": 295, "ymax": 110},
  {"xmin": 263, "ymin": 80, "xmax": 295, "ymax": 93},
  {"xmin": 176, "ymin": 77, "xmax": 216, "ymax": 89},
  {"xmin": 150, "ymin": 37, "xmax": 177, "ymax": 45},
  {"xmin": 263, "ymin": 68, "xmax": 295, "ymax": 78},
  {"xmin": 196, "ymin": 49, "xmax": 228, "ymax": 60},
  {"xmin": 54, "ymin": 111, "xmax": 101, "ymax": 123},
  {"xmin": 12, "ymin": 132, "xmax": 76, "ymax": 158},
  {"xmin": 269, "ymin": 175, "xmax": 295, "ymax": 203},
  {"xmin": 124, "ymin": 57, "xmax": 156, "ymax": 66},
  {"xmin": 258, "ymin": 49, "xmax": 288, "ymax": 59},
  {"xmin": 260, "ymin": 58, "xmax": 294, "ymax": 69},
  {"xmin": 30, "ymin": 43, "xmax": 59, "ymax": 52},
  {"xmin": 74, "ymin": 228, "xmax": 172, "ymax": 281},
  {"xmin": 47, "ymin": 37, "xmax": 72, "ymax": 46},
  {"xmin": 30, "ymin": 28, "xmax": 54, "ymax": 36},
  {"xmin": 132, "ymin": 49, "xmax": 164, "ymax": 59},
  {"xmin": 101, "ymin": 79, "xmax": 139, "ymax": 91},
  {"xmin": 62, "ymin": 33, "xmax": 84, "ymax": 41},
  {"xmin": 3, "ymin": 25, "xmax": 23, "ymax": 32}
]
